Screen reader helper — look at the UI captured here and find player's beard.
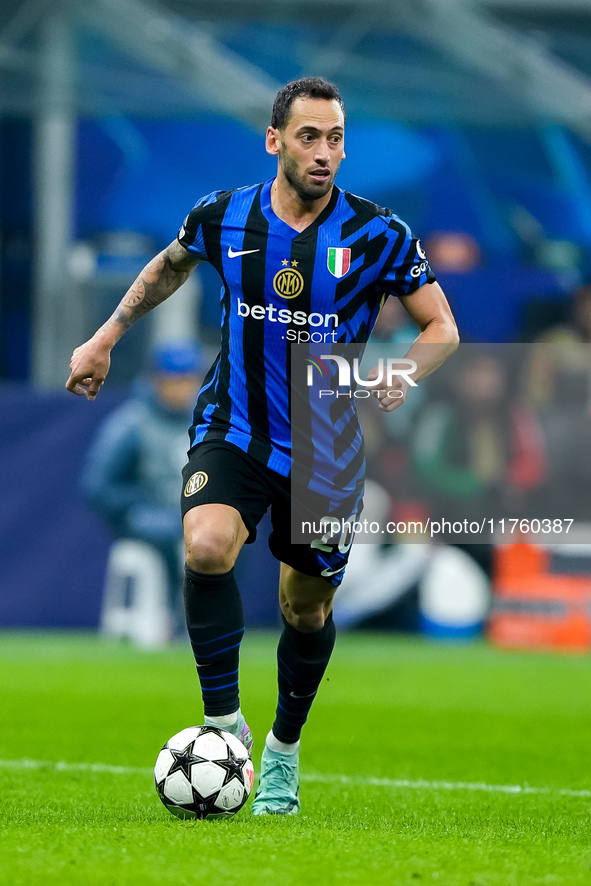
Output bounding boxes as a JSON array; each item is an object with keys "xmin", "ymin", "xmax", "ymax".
[{"xmin": 279, "ymin": 145, "xmax": 337, "ymax": 202}]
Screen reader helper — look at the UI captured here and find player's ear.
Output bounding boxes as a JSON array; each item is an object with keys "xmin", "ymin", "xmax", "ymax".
[{"xmin": 266, "ymin": 126, "xmax": 280, "ymax": 156}]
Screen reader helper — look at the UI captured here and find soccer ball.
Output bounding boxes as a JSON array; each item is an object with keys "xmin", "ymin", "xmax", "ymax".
[{"xmin": 154, "ymin": 725, "xmax": 254, "ymax": 820}]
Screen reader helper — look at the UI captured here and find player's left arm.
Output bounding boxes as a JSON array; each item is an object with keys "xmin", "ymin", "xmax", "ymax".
[{"xmin": 370, "ymin": 281, "xmax": 459, "ymax": 412}]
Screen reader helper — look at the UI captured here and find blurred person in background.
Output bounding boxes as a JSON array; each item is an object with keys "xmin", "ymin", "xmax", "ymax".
[
  {"xmin": 525, "ymin": 282, "xmax": 591, "ymax": 407},
  {"xmin": 523, "ymin": 283, "xmax": 591, "ymax": 516},
  {"xmin": 81, "ymin": 341, "xmax": 204, "ymax": 633},
  {"xmin": 411, "ymin": 350, "xmax": 547, "ymax": 575}
]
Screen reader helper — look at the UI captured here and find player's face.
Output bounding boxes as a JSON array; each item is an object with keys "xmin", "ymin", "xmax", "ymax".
[{"xmin": 269, "ymin": 97, "xmax": 345, "ymax": 202}]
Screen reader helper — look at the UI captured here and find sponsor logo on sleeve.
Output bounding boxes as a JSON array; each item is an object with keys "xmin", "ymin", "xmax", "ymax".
[{"xmin": 410, "ymin": 260, "xmax": 429, "ymax": 278}]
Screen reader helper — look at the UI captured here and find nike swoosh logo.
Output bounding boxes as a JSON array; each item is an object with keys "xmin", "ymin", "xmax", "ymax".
[
  {"xmin": 321, "ymin": 565, "xmax": 346, "ymax": 577},
  {"xmin": 228, "ymin": 247, "xmax": 260, "ymax": 258},
  {"xmin": 290, "ymin": 690, "xmax": 317, "ymax": 699}
]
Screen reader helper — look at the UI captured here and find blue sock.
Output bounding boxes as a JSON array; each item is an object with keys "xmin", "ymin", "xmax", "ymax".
[
  {"xmin": 272, "ymin": 612, "xmax": 336, "ymax": 744},
  {"xmin": 183, "ymin": 566, "xmax": 244, "ymax": 717}
]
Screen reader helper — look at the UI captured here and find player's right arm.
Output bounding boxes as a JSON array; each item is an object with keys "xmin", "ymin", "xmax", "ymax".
[{"xmin": 65, "ymin": 240, "xmax": 201, "ymax": 400}]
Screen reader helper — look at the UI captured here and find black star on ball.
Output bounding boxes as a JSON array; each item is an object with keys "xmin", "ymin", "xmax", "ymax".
[
  {"xmin": 168, "ymin": 742, "xmax": 204, "ymax": 781},
  {"xmin": 216, "ymin": 747, "xmax": 246, "ymax": 785}
]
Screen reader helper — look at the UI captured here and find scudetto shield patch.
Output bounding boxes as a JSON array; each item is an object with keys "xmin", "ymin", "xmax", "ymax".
[{"xmin": 327, "ymin": 247, "xmax": 351, "ymax": 278}]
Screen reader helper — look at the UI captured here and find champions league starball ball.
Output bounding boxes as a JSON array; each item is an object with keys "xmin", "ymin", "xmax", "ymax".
[{"xmin": 154, "ymin": 726, "xmax": 254, "ymax": 819}]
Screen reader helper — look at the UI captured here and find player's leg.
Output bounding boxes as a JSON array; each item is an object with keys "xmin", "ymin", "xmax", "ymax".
[
  {"xmin": 253, "ymin": 477, "xmax": 353, "ymax": 815},
  {"xmin": 252, "ymin": 565, "xmax": 339, "ymax": 815},
  {"xmin": 273, "ymin": 564, "xmax": 337, "ymax": 743},
  {"xmin": 183, "ymin": 502, "xmax": 253, "ymax": 747},
  {"xmin": 181, "ymin": 444, "xmax": 270, "ymax": 753}
]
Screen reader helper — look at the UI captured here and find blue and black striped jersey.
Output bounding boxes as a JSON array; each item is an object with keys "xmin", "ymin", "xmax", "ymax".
[{"xmin": 178, "ymin": 178, "xmax": 435, "ymax": 482}]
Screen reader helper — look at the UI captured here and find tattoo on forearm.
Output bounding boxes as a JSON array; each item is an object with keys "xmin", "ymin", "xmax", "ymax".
[
  {"xmin": 122, "ymin": 287, "xmax": 144, "ymax": 307},
  {"xmin": 101, "ymin": 250, "xmax": 191, "ymax": 335}
]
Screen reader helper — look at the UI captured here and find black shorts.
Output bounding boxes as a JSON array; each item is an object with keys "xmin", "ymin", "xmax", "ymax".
[{"xmin": 181, "ymin": 441, "xmax": 353, "ymax": 587}]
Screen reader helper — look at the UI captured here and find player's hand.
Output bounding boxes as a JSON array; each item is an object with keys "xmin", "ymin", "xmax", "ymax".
[
  {"xmin": 367, "ymin": 365, "xmax": 408, "ymax": 413},
  {"xmin": 65, "ymin": 337, "xmax": 111, "ymax": 401}
]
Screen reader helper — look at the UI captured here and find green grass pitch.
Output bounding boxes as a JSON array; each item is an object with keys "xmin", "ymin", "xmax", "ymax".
[{"xmin": 0, "ymin": 630, "xmax": 590, "ymax": 885}]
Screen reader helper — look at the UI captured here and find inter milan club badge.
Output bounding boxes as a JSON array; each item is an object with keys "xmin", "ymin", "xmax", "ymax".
[
  {"xmin": 327, "ymin": 247, "xmax": 351, "ymax": 278},
  {"xmin": 273, "ymin": 262, "xmax": 304, "ymax": 298},
  {"xmin": 184, "ymin": 471, "xmax": 209, "ymax": 497}
]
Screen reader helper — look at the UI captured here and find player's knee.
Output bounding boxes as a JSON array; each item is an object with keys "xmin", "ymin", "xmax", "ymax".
[
  {"xmin": 282, "ymin": 600, "xmax": 331, "ymax": 633},
  {"xmin": 294, "ymin": 611, "xmax": 326, "ymax": 633},
  {"xmin": 185, "ymin": 528, "xmax": 239, "ymax": 574}
]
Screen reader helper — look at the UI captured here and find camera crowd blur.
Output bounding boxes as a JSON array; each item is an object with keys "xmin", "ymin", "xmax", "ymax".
[{"xmin": 334, "ymin": 281, "xmax": 591, "ymax": 640}]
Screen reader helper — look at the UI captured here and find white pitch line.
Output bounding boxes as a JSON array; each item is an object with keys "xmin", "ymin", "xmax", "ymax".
[
  {"xmin": 0, "ymin": 758, "xmax": 152, "ymax": 776},
  {"xmin": 0, "ymin": 758, "xmax": 589, "ymax": 799},
  {"xmin": 301, "ymin": 772, "xmax": 591, "ymax": 798}
]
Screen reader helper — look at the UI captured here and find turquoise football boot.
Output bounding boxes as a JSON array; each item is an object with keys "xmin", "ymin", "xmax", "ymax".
[{"xmin": 251, "ymin": 744, "xmax": 300, "ymax": 815}]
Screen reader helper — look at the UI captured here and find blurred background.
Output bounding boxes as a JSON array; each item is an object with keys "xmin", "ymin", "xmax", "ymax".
[{"xmin": 2, "ymin": 0, "xmax": 591, "ymax": 646}]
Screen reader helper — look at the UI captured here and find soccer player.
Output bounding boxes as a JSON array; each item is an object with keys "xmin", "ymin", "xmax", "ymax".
[{"xmin": 66, "ymin": 77, "xmax": 459, "ymax": 815}]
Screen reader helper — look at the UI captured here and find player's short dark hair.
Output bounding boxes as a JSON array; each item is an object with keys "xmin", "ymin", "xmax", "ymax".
[{"xmin": 271, "ymin": 77, "xmax": 345, "ymax": 130}]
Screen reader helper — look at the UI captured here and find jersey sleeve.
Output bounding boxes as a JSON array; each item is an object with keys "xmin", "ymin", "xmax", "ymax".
[
  {"xmin": 177, "ymin": 190, "xmax": 227, "ymax": 260},
  {"xmin": 380, "ymin": 216, "xmax": 436, "ymax": 298}
]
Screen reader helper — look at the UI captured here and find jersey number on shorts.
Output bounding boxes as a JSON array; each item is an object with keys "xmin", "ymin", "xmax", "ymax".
[{"xmin": 310, "ymin": 515, "xmax": 356, "ymax": 554}]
